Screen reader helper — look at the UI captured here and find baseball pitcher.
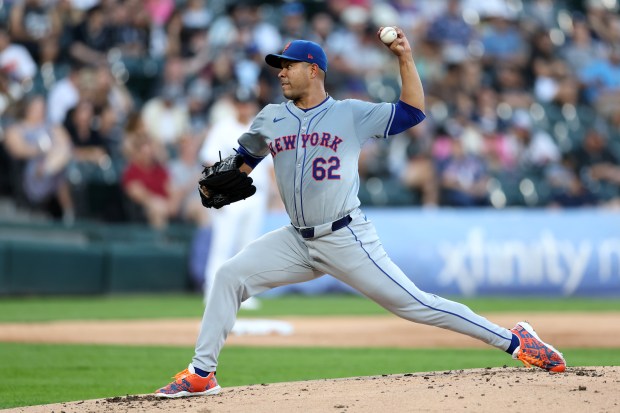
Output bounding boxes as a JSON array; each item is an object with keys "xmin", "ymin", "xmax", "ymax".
[{"xmin": 155, "ymin": 28, "xmax": 566, "ymax": 398}]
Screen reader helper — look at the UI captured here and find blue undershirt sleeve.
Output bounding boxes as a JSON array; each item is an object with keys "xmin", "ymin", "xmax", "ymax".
[
  {"xmin": 387, "ymin": 100, "xmax": 426, "ymax": 136},
  {"xmin": 236, "ymin": 145, "xmax": 266, "ymax": 169}
]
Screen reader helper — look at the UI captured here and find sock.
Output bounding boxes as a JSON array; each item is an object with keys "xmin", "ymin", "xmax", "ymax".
[
  {"xmin": 505, "ymin": 333, "xmax": 520, "ymax": 355},
  {"xmin": 193, "ymin": 366, "xmax": 212, "ymax": 377}
]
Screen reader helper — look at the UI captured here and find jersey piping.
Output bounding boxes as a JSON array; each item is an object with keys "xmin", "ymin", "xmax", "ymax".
[
  {"xmin": 285, "ymin": 105, "xmax": 303, "ymax": 226},
  {"xmin": 383, "ymin": 103, "xmax": 396, "ymax": 139}
]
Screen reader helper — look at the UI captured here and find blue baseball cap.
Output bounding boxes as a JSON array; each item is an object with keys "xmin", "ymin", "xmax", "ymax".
[{"xmin": 265, "ymin": 40, "xmax": 328, "ymax": 72}]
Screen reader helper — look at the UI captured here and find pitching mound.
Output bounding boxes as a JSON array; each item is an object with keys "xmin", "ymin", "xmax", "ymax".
[{"xmin": 5, "ymin": 366, "xmax": 618, "ymax": 413}]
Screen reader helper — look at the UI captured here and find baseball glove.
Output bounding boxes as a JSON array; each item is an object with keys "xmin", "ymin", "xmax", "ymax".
[{"xmin": 198, "ymin": 153, "xmax": 256, "ymax": 209}]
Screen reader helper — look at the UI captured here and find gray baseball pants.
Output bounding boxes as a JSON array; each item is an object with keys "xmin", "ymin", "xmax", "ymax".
[{"xmin": 192, "ymin": 208, "xmax": 513, "ymax": 372}]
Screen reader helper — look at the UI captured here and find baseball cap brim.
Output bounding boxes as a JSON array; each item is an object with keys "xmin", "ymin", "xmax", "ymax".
[{"xmin": 265, "ymin": 53, "xmax": 304, "ymax": 69}]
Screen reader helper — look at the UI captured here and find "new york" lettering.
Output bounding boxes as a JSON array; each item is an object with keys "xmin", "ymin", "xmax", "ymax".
[{"xmin": 269, "ymin": 132, "xmax": 343, "ymax": 157}]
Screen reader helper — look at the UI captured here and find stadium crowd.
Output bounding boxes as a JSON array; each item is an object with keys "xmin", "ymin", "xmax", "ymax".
[{"xmin": 1, "ymin": 0, "xmax": 620, "ymax": 228}]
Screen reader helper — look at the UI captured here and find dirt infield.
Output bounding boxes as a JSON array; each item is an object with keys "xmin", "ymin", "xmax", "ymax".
[
  {"xmin": 2, "ymin": 312, "xmax": 619, "ymax": 412},
  {"xmin": 1, "ymin": 312, "xmax": 620, "ymax": 348},
  {"xmin": 5, "ymin": 367, "xmax": 619, "ymax": 413}
]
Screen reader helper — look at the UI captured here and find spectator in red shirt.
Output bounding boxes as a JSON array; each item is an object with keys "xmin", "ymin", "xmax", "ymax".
[{"xmin": 122, "ymin": 136, "xmax": 177, "ymax": 229}]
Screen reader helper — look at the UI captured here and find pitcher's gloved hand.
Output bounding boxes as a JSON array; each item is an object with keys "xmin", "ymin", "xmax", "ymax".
[{"xmin": 198, "ymin": 154, "xmax": 256, "ymax": 209}]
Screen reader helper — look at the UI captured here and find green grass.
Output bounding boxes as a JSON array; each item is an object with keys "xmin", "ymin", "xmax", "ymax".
[
  {"xmin": 0, "ymin": 294, "xmax": 619, "ymax": 322},
  {"xmin": 1, "ymin": 342, "xmax": 619, "ymax": 409},
  {"xmin": 0, "ymin": 295, "xmax": 618, "ymax": 409}
]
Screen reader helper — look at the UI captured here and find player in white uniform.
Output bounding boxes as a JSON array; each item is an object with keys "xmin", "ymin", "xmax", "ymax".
[
  {"xmin": 155, "ymin": 29, "xmax": 566, "ymax": 398},
  {"xmin": 198, "ymin": 89, "xmax": 273, "ymax": 309}
]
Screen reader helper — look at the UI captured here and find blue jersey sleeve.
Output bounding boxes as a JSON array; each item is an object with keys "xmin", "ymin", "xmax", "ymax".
[
  {"xmin": 387, "ymin": 100, "xmax": 426, "ymax": 135},
  {"xmin": 236, "ymin": 144, "xmax": 265, "ymax": 168}
]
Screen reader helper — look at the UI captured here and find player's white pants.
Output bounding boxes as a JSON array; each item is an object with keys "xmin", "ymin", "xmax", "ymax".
[{"xmin": 193, "ymin": 208, "xmax": 513, "ymax": 372}]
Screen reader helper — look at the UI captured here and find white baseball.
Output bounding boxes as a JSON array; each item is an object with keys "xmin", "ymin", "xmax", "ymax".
[{"xmin": 380, "ymin": 27, "xmax": 397, "ymax": 44}]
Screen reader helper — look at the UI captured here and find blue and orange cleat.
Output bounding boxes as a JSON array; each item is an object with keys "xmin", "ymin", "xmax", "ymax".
[
  {"xmin": 511, "ymin": 321, "xmax": 566, "ymax": 373},
  {"xmin": 155, "ymin": 364, "xmax": 221, "ymax": 398}
]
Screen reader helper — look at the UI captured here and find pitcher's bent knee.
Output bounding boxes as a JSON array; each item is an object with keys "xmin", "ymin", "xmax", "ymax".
[{"xmin": 213, "ymin": 257, "xmax": 254, "ymax": 288}]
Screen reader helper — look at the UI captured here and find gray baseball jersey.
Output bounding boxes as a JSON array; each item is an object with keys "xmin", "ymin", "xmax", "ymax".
[
  {"xmin": 243, "ymin": 97, "xmax": 393, "ymax": 227},
  {"xmin": 192, "ymin": 96, "xmax": 514, "ymax": 373}
]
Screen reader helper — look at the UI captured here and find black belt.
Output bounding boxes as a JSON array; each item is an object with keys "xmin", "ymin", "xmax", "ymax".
[{"xmin": 295, "ymin": 215, "xmax": 352, "ymax": 239}]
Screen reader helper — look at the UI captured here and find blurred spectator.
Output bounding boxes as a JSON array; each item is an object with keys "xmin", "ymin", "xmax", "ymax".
[
  {"xmin": 473, "ymin": 86, "xmax": 505, "ymax": 135},
  {"xmin": 80, "ymin": 65, "xmax": 134, "ymax": 122},
  {"xmin": 390, "ymin": 0, "xmax": 435, "ymax": 39},
  {"xmin": 3, "ymin": 95, "xmax": 74, "ymax": 221},
  {"xmin": 69, "ymin": 0, "xmax": 101, "ymax": 11},
  {"xmin": 410, "ymin": 38, "xmax": 444, "ymax": 98},
  {"xmin": 143, "ymin": 0, "xmax": 175, "ymax": 26},
  {"xmin": 327, "ymin": 6, "xmax": 389, "ymax": 97},
  {"xmin": 63, "ymin": 99, "xmax": 122, "ymax": 219},
  {"xmin": 109, "ymin": 0, "xmax": 151, "ymax": 59},
  {"xmin": 460, "ymin": 59, "xmax": 485, "ymax": 99},
  {"xmin": 307, "ymin": 12, "xmax": 335, "ymax": 46},
  {"xmin": 181, "ymin": 0, "xmax": 212, "ymax": 32},
  {"xmin": 69, "ymin": 5, "xmax": 113, "ymax": 67},
  {"xmin": 121, "ymin": 135, "xmax": 175, "ymax": 229},
  {"xmin": 160, "ymin": 10, "xmax": 210, "ymax": 62},
  {"xmin": 573, "ymin": 127, "xmax": 620, "ymax": 202},
  {"xmin": 32, "ymin": 35, "xmax": 69, "ymax": 95},
  {"xmin": 522, "ymin": 0, "xmax": 561, "ymax": 30},
  {"xmin": 158, "ymin": 54, "xmax": 187, "ymax": 91},
  {"xmin": 8, "ymin": 0, "xmax": 62, "ymax": 63},
  {"xmin": 141, "ymin": 83, "xmax": 189, "ymax": 156},
  {"xmin": 394, "ymin": 125, "xmax": 439, "ymax": 206},
  {"xmin": 545, "ymin": 153, "xmax": 598, "ymax": 207},
  {"xmin": 493, "ymin": 63, "xmax": 532, "ymax": 109},
  {"xmin": 207, "ymin": 50, "xmax": 238, "ymax": 101},
  {"xmin": 480, "ymin": 13, "xmax": 529, "ymax": 68},
  {"xmin": 174, "ymin": 0, "xmax": 211, "ymax": 58},
  {"xmin": 46, "ymin": 62, "xmax": 81, "ymax": 125},
  {"xmin": 426, "ymin": 0, "xmax": 475, "ymax": 47},
  {"xmin": 579, "ymin": 45, "xmax": 620, "ymax": 119},
  {"xmin": 209, "ymin": 1, "xmax": 281, "ymax": 56},
  {"xmin": 167, "ymin": 134, "xmax": 209, "ymax": 227},
  {"xmin": 0, "ymin": 26, "xmax": 36, "ymax": 118},
  {"xmin": 280, "ymin": 2, "xmax": 309, "ymax": 44},
  {"xmin": 438, "ymin": 136, "xmax": 490, "ymax": 207},
  {"xmin": 428, "ymin": 58, "xmax": 463, "ymax": 105},
  {"xmin": 509, "ymin": 110, "xmax": 561, "ymax": 170},
  {"xmin": 63, "ymin": 99, "xmax": 109, "ymax": 167},
  {"xmin": 480, "ymin": 123, "xmax": 518, "ymax": 174},
  {"xmin": 145, "ymin": 0, "xmax": 173, "ymax": 57},
  {"xmin": 186, "ymin": 77, "xmax": 211, "ymax": 137},
  {"xmin": 528, "ymin": 28, "xmax": 579, "ymax": 106},
  {"xmin": 97, "ymin": 102, "xmax": 124, "ymax": 167},
  {"xmin": 122, "ymin": 111, "xmax": 153, "ymax": 159},
  {"xmin": 0, "ymin": 26, "xmax": 37, "ymax": 84},
  {"xmin": 561, "ymin": 17, "xmax": 607, "ymax": 76},
  {"xmin": 584, "ymin": 0, "xmax": 619, "ymax": 44},
  {"xmin": 161, "ymin": 9, "xmax": 184, "ymax": 57}
]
